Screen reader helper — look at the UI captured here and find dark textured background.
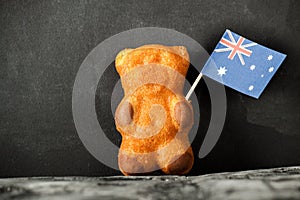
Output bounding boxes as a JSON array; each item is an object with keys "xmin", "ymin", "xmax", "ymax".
[{"xmin": 0, "ymin": 0, "xmax": 299, "ymax": 177}]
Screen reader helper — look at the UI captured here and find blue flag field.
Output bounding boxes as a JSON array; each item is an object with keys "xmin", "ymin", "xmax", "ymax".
[{"xmin": 201, "ymin": 29, "xmax": 286, "ymax": 98}]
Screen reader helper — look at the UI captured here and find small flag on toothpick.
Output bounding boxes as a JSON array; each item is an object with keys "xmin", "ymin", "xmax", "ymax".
[{"xmin": 186, "ymin": 29, "xmax": 287, "ymax": 100}]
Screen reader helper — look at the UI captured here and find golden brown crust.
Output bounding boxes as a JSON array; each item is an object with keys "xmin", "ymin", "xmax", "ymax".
[
  {"xmin": 115, "ymin": 44, "xmax": 190, "ymax": 77},
  {"xmin": 115, "ymin": 44, "xmax": 194, "ymax": 175}
]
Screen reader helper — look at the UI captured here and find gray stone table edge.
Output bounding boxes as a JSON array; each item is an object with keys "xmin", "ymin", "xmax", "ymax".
[{"xmin": 0, "ymin": 166, "xmax": 300, "ymax": 200}]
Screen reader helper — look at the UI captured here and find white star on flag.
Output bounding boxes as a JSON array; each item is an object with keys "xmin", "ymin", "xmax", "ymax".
[
  {"xmin": 250, "ymin": 65, "xmax": 256, "ymax": 71},
  {"xmin": 214, "ymin": 30, "xmax": 257, "ymax": 66},
  {"xmin": 267, "ymin": 55, "xmax": 273, "ymax": 60},
  {"xmin": 248, "ymin": 85, "xmax": 254, "ymax": 91},
  {"xmin": 217, "ymin": 66, "xmax": 227, "ymax": 77}
]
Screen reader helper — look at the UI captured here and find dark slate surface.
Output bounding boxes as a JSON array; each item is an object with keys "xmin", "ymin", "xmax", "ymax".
[
  {"xmin": 0, "ymin": 0, "xmax": 300, "ymax": 177},
  {"xmin": 0, "ymin": 166, "xmax": 300, "ymax": 200}
]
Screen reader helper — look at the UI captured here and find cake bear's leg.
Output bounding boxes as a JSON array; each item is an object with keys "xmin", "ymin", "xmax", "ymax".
[
  {"xmin": 156, "ymin": 98, "xmax": 194, "ymax": 175},
  {"xmin": 161, "ymin": 147, "xmax": 194, "ymax": 175}
]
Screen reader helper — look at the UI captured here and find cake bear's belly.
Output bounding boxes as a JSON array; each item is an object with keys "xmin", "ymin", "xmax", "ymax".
[{"xmin": 118, "ymin": 83, "xmax": 180, "ymax": 153}]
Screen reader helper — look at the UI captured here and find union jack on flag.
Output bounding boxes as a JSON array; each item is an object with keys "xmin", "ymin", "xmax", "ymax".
[
  {"xmin": 201, "ymin": 29, "xmax": 287, "ymax": 98},
  {"xmin": 214, "ymin": 30, "xmax": 257, "ymax": 65}
]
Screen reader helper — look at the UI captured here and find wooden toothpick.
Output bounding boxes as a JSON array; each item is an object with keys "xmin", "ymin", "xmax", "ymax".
[{"xmin": 185, "ymin": 73, "xmax": 203, "ymax": 100}]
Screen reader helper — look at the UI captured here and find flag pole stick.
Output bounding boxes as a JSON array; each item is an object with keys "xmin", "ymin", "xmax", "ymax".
[{"xmin": 185, "ymin": 72, "xmax": 203, "ymax": 100}]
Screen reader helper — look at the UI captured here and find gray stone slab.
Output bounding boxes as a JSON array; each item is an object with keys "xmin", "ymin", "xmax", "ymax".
[{"xmin": 0, "ymin": 166, "xmax": 299, "ymax": 200}]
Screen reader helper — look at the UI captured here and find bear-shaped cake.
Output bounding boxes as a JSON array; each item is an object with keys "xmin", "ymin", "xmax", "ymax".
[{"xmin": 115, "ymin": 44, "xmax": 194, "ymax": 175}]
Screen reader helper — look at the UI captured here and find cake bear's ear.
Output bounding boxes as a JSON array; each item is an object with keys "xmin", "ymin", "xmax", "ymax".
[
  {"xmin": 172, "ymin": 46, "xmax": 190, "ymax": 62},
  {"xmin": 174, "ymin": 100, "xmax": 194, "ymax": 130},
  {"xmin": 115, "ymin": 100, "xmax": 133, "ymax": 127}
]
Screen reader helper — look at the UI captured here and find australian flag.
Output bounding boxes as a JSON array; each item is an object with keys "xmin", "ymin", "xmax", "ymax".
[{"xmin": 201, "ymin": 29, "xmax": 287, "ymax": 98}]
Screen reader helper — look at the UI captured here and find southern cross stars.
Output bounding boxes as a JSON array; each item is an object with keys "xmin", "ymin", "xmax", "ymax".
[
  {"xmin": 250, "ymin": 65, "xmax": 256, "ymax": 71},
  {"xmin": 267, "ymin": 55, "xmax": 273, "ymax": 60},
  {"xmin": 248, "ymin": 85, "xmax": 254, "ymax": 91}
]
